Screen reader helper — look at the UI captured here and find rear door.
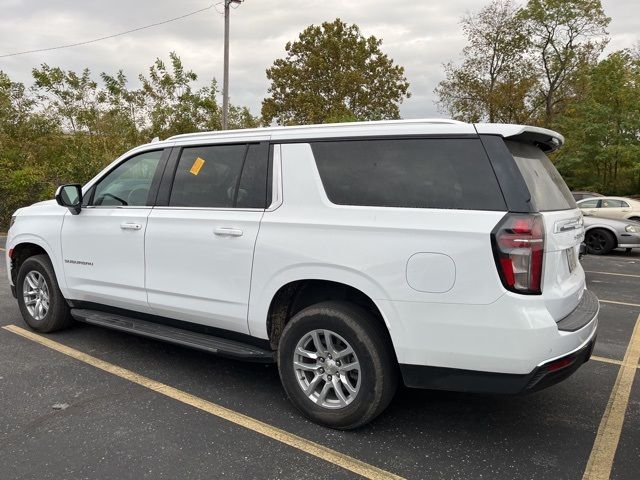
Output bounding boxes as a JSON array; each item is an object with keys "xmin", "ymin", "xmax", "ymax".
[
  {"xmin": 145, "ymin": 142, "xmax": 269, "ymax": 334},
  {"xmin": 505, "ymin": 141, "xmax": 585, "ymax": 320},
  {"xmin": 600, "ymin": 199, "xmax": 628, "ymax": 220}
]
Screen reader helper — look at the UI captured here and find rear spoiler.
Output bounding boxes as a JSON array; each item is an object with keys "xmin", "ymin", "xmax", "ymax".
[{"xmin": 474, "ymin": 124, "xmax": 565, "ymax": 152}]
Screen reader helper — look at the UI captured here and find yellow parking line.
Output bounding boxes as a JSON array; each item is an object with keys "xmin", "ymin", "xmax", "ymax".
[
  {"xmin": 599, "ymin": 299, "xmax": 640, "ymax": 308},
  {"xmin": 1, "ymin": 325, "xmax": 403, "ymax": 480},
  {"xmin": 583, "ymin": 314, "xmax": 640, "ymax": 480},
  {"xmin": 591, "ymin": 355, "xmax": 639, "ymax": 369},
  {"xmin": 0, "ymin": 247, "xmax": 5, "ymax": 252},
  {"xmin": 586, "ymin": 271, "xmax": 640, "ymax": 279}
]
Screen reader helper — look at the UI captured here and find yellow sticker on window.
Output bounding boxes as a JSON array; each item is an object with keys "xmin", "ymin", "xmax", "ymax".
[{"xmin": 189, "ymin": 157, "xmax": 205, "ymax": 175}]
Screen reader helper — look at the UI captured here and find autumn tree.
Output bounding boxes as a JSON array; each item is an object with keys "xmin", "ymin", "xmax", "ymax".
[
  {"xmin": 261, "ymin": 19, "xmax": 410, "ymax": 125},
  {"xmin": 520, "ymin": 0, "xmax": 610, "ymax": 124},
  {"xmin": 436, "ymin": 0, "xmax": 536, "ymax": 123}
]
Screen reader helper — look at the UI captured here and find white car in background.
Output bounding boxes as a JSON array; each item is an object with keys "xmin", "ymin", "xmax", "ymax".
[{"xmin": 577, "ymin": 196, "xmax": 640, "ymax": 223}]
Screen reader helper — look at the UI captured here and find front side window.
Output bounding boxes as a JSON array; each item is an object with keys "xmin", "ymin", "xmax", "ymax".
[
  {"xmin": 92, "ymin": 150, "xmax": 163, "ymax": 206},
  {"xmin": 579, "ymin": 199, "xmax": 599, "ymax": 208},
  {"xmin": 169, "ymin": 144, "xmax": 247, "ymax": 208},
  {"xmin": 311, "ymin": 138, "xmax": 506, "ymax": 211}
]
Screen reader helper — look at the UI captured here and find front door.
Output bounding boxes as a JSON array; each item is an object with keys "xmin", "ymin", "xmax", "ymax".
[
  {"xmin": 60, "ymin": 149, "xmax": 167, "ymax": 312},
  {"xmin": 145, "ymin": 142, "xmax": 269, "ymax": 333}
]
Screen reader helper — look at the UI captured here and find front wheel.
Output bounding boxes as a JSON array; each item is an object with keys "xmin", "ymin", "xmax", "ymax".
[
  {"xmin": 16, "ymin": 255, "xmax": 73, "ymax": 332},
  {"xmin": 277, "ymin": 301, "xmax": 397, "ymax": 429},
  {"xmin": 585, "ymin": 229, "xmax": 616, "ymax": 255}
]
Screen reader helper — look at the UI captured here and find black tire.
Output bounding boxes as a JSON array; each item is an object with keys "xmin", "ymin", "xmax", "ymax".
[
  {"xmin": 16, "ymin": 254, "xmax": 73, "ymax": 332},
  {"xmin": 585, "ymin": 229, "xmax": 616, "ymax": 255},
  {"xmin": 277, "ymin": 301, "xmax": 397, "ymax": 430}
]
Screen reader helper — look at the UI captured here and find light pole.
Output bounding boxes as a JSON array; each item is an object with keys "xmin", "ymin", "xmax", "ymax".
[{"xmin": 222, "ymin": 0, "xmax": 243, "ymax": 130}]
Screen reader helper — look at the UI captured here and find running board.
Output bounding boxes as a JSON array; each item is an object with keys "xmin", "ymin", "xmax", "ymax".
[{"xmin": 70, "ymin": 309, "xmax": 275, "ymax": 363}]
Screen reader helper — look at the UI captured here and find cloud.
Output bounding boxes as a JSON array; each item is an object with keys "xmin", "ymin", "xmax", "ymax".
[{"xmin": 0, "ymin": 0, "xmax": 637, "ymax": 120}]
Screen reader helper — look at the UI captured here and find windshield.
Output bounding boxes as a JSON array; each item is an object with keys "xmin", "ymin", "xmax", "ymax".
[{"xmin": 506, "ymin": 141, "xmax": 577, "ymax": 212}]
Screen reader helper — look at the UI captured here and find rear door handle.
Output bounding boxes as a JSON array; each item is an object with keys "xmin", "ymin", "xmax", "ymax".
[
  {"xmin": 121, "ymin": 222, "xmax": 142, "ymax": 231},
  {"xmin": 214, "ymin": 227, "xmax": 243, "ymax": 237}
]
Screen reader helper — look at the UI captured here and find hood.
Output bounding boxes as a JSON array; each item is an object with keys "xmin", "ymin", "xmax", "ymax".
[{"xmin": 31, "ymin": 199, "xmax": 57, "ymax": 207}]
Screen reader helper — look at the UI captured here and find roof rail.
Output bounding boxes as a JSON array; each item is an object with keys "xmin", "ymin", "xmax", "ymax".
[{"xmin": 165, "ymin": 118, "xmax": 468, "ymax": 141}]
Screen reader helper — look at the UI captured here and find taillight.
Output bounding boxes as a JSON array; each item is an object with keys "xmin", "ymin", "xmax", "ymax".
[{"xmin": 491, "ymin": 213, "xmax": 544, "ymax": 294}]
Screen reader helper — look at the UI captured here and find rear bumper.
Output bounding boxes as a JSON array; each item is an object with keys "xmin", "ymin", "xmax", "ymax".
[
  {"xmin": 556, "ymin": 289, "xmax": 599, "ymax": 332},
  {"xmin": 400, "ymin": 335, "xmax": 596, "ymax": 394}
]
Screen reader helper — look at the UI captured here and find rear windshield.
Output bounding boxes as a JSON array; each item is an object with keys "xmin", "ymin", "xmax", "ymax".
[
  {"xmin": 311, "ymin": 138, "xmax": 507, "ymax": 211},
  {"xmin": 506, "ymin": 141, "xmax": 576, "ymax": 212}
]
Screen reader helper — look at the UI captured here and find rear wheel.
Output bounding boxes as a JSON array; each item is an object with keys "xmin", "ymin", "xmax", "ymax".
[
  {"xmin": 277, "ymin": 301, "xmax": 397, "ymax": 429},
  {"xmin": 16, "ymin": 255, "xmax": 73, "ymax": 332},
  {"xmin": 585, "ymin": 229, "xmax": 616, "ymax": 255}
]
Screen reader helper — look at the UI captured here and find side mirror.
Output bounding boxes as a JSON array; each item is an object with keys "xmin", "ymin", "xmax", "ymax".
[{"xmin": 55, "ymin": 184, "xmax": 83, "ymax": 215}]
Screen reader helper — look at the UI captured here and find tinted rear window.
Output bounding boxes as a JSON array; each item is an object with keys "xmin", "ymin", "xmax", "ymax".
[
  {"xmin": 311, "ymin": 138, "xmax": 506, "ymax": 211},
  {"xmin": 169, "ymin": 144, "xmax": 246, "ymax": 208},
  {"xmin": 506, "ymin": 141, "xmax": 576, "ymax": 212}
]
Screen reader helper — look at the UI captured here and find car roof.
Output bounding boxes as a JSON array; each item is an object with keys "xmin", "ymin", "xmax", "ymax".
[
  {"xmin": 578, "ymin": 196, "xmax": 639, "ymax": 204},
  {"xmin": 149, "ymin": 119, "xmax": 564, "ymax": 152},
  {"xmin": 600, "ymin": 196, "xmax": 638, "ymax": 202}
]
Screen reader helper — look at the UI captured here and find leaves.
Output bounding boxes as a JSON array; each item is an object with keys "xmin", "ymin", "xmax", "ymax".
[
  {"xmin": 436, "ymin": 0, "xmax": 610, "ymax": 126},
  {"xmin": 520, "ymin": 0, "xmax": 611, "ymax": 123},
  {"xmin": 554, "ymin": 51, "xmax": 640, "ymax": 193},
  {"xmin": 0, "ymin": 52, "xmax": 259, "ymax": 228},
  {"xmin": 261, "ymin": 19, "xmax": 410, "ymax": 125},
  {"xmin": 435, "ymin": 0, "xmax": 538, "ymax": 123}
]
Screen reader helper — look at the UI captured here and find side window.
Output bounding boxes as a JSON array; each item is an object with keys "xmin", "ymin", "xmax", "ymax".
[
  {"xmin": 621, "ymin": 201, "xmax": 630, "ymax": 208},
  {"xmin": 237, "ymin": 143, "xmax": 269, "ymax": 209},
  {"xmin": 602, "ymin": 199, "xmax": 623, "ymax": 208},
  {"xmin": 311, "ymin": 138, "xmax": 507, "ymax": 210},
  {"xmin": 169, "ymin": 144, "xmax": 246, "ymax": 208},
  {"xmin": 92, "ymin": 150, "xmax": 163, "ymax": 206},
  {"xmin": 579, "ymin": 199, "xmax": 599, "ymax": 208}
]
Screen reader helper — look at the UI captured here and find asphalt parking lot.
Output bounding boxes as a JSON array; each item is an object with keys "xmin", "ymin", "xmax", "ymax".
[{"xmin": 1, "ymin": 235, "xmax": 638, "ymax": 480}]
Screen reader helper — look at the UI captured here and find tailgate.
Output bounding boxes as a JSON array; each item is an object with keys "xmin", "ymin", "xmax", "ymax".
[{"xmin": 506, "ymin": 140, "xmax": 586, "ymax": 321}]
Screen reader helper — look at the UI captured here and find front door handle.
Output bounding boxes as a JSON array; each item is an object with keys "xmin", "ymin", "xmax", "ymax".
[
  {"xmin": 121, "ymin": 222, "xmax": 142, "ymax": 231},
  {"xmin": 214, "ymin": 227, "xmax": 243, "ymax": 237}
]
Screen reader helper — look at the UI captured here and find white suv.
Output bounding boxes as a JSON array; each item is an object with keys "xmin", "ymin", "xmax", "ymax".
[{"xmin": 6, "ymin": 119, "xmax": 598, "ymax": 429}]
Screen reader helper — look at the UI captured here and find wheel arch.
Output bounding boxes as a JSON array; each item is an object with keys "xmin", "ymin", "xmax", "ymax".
[
  {"xmin": 255, "ymin": 276, "xmax": 397, "ymax": 355},
  {"xmin": 9, "ymin": 237, "xmax": 61, "ymax": 288},
  {"xmin": 584, "ymin": 225, "xmax": 618, "ymax": 241}
]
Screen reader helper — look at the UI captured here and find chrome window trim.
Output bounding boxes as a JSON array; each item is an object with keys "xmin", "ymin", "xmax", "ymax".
[
  {"xmin": 151, "ymin": 206, "xmax": 264, "ymax": 212},
  {"xmin": 266, "ymin": 144, "xmax": 283, "ymax": 212},
  {"xmin": 82, "ymin": 206, "xmax": 151, "ymax": 210}
]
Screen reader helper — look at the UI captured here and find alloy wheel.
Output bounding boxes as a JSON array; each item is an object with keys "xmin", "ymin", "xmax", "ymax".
[
  {"xmin": 293, "ymin": 329, "xmax": 361, "ymax": 409},
  {"xmin": 23, "ymin": 271, "xmax": 50, "ymax": 321}
]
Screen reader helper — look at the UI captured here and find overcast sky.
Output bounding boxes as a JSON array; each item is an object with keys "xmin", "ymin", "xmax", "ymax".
[{"xmin": 1, "ymin": 0, "xmax": 638, "ymax": 119}]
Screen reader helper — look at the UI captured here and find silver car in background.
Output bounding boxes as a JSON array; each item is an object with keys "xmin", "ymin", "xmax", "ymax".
[{"xmin": 583, "ymin": 215, "xmax": 640, "ymax": 255}]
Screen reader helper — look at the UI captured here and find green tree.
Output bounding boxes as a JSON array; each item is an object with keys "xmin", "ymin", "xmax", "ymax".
[
  {"xmin": 555, "ymin": 51, "xmax": 640, "ymax": 194},
  {"xmin": 0, "ymin": 71, "xmax": 61, "ymax": 225},
  {"xmin": 436, "ymin": 0, "xmax": 537, "ymax": 123},
  {"xmin": 261, "ymin": 18, "xmax": 410, "ymax": 125},
  {"xmin": 521, "ymin": 0, "xmax": 610, "ymax": 124},
  {"xmin": 0, "ymin": 53, "xmax": 259, "ymax": 228},
  {"xmin": 138, "ymin": 52, "xmax": 258, "ymax": 137}
]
